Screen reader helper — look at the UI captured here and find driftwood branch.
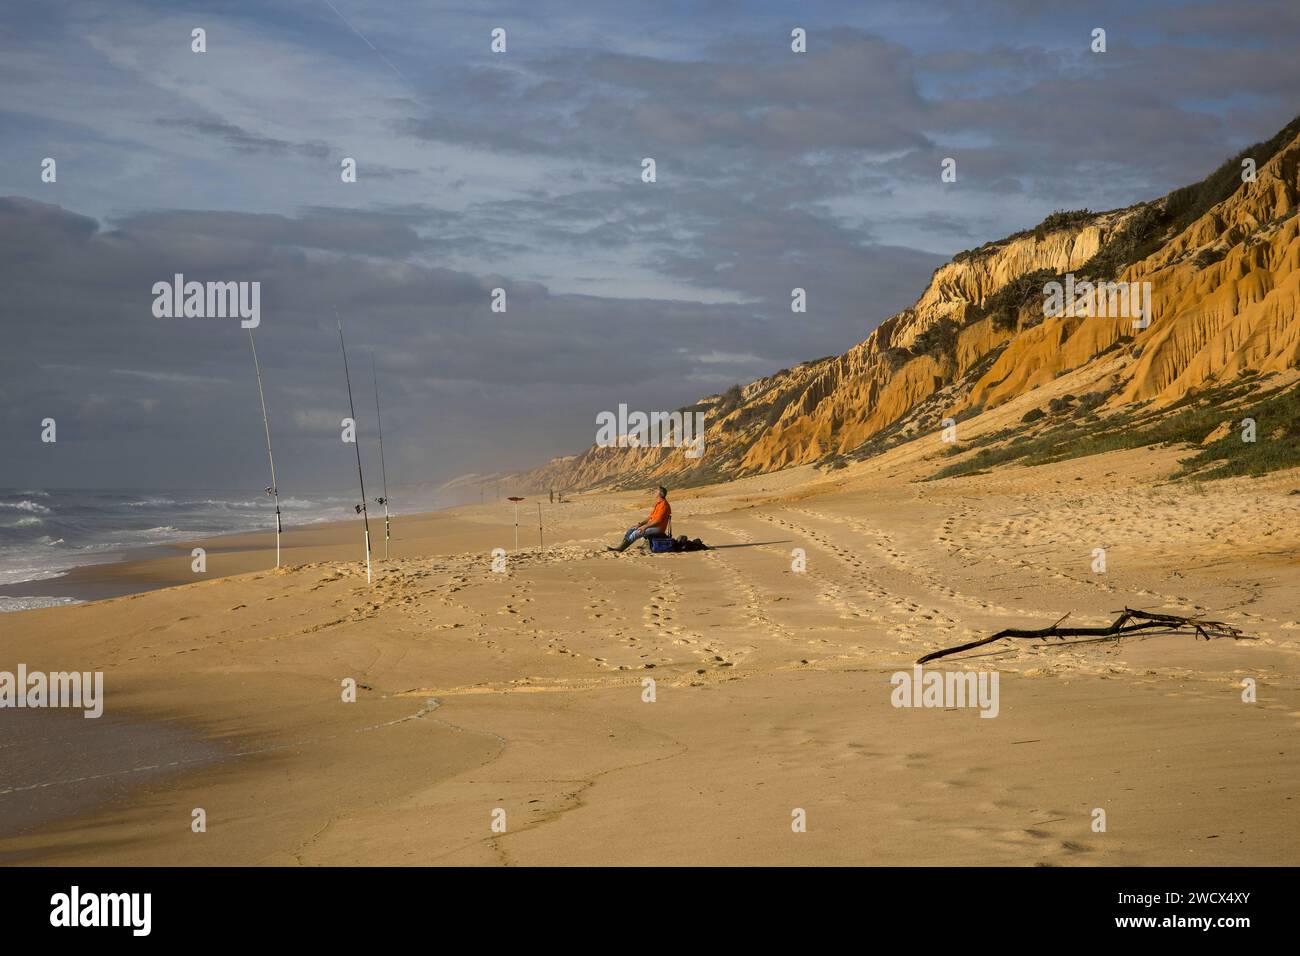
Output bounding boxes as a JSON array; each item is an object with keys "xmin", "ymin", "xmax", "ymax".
[{"xmin": 916, "ymin": 608, "xmax": 1245, "ymax": 665}]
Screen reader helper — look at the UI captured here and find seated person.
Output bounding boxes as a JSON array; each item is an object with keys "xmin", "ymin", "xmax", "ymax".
[{"xmin": 609, "ymin": 486, "xmax": 671, "ymax": 552}]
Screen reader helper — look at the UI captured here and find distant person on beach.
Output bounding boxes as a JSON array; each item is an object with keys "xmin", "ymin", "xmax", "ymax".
[{"xmin": 608, "ymin": 486, "xmax": 671, "ymax": 552}]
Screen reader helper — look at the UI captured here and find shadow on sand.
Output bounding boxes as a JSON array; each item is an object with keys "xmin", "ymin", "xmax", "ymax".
[{"xmin": 708, "ymin": 539, "xmax": 792, "ymax": 549}]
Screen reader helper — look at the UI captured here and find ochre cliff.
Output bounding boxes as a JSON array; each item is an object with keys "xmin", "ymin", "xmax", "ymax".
[{"xmin": 523, "ymin": 116, "xmax": 1300, "ymax": 491}]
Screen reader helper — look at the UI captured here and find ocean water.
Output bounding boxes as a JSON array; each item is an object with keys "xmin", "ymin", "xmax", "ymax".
[{"xmin": 0, "ymin": 488, "xmax": 357, "ymax": 612}]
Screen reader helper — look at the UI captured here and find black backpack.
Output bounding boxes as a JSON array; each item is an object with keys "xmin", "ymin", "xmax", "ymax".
[{"xmin": 674, "ymin": 535, "xmax": 709, "ymax": 552}]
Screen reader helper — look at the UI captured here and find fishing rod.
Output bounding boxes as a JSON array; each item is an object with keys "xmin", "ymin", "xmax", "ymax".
[
  {"xmin": 370, "ymin": 350, "xmax": 391, "ymax": 559},
  {"xmin": 337, "ymin": 315, "xmax": 373, "ymax": 584},
  {"xmin": 248, "ymin": 329, "xmax": 282, "ymax": 568}
]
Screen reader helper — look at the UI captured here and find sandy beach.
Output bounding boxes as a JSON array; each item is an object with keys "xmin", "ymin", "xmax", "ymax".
[
  {"xmin": 4, "ymin": 431, "xmax": 1298, "ymax": 867},
  {"xmin": 4, "ymin": 0, "xmax": 1299, "ymax": 885}
]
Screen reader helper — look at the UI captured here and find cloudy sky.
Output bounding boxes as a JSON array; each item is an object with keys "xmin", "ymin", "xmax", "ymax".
[{"xmin": 2, "ymin": 0, "xmax": 1297, "ymax": 492}]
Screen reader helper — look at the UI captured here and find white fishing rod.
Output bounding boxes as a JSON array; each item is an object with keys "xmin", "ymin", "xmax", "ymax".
[
  {"xmin": 370, "ymin": 350, "xmax": 391, "ymax": 560},
  {"xmin": 337, "ymin": 315, "xmax": 373, "ymax": 584},
  {"xmin": 248, "ymin": 329, "xmax": 282, "ymax": 568}
]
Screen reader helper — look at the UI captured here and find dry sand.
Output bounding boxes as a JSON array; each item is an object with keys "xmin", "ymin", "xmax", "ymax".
[{"xmin": 2, "ymin": 442, "xmax": 1299, "ymax": 866}]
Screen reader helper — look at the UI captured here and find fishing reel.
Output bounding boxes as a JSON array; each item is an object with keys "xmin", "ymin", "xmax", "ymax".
[
  {"xmin": 264, "ymin": 486, "xmax": 277, "ymax": 496},
  {"xmin": 374, "ymin": 496, "xmax": 387, "ymax": 506},
  {"xmin": 354, "ymin": 503, "xmax": 365, "ymax": 514}
]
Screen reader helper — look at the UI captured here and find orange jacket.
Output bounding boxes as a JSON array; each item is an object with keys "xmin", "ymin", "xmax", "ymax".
[{"xmin": 646, "ymin": 499, "xmax": 671, "ymax": 530}]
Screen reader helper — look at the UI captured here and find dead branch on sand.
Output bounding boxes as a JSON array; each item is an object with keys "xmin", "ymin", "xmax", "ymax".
[{"xmin": 916, "ymin": 608, "xmax": 1245, "ymax": 665}]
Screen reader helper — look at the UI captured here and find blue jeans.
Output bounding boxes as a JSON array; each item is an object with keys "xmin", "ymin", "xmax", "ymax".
[{"xmin": 616, "ymin": 525, "xmax": 666, "ymax": 551}]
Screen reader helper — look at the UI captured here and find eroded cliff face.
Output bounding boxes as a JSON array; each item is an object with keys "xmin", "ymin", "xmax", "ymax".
[
  {"xmin": 967, "ymin": 134, "xmax": 1300, "ymax": 413},
  {"xmin": 1119, "ymin": 148, "xmax": 1300, "ymax": 404},
  {"xmin": 524, "ymin": 124, "xmax": 1300, "ymax": 492}
]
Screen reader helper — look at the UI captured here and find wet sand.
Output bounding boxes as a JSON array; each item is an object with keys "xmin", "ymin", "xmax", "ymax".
[{"xmin": 0, "ymin": 710, "xmax": 224, "ymax": 858}]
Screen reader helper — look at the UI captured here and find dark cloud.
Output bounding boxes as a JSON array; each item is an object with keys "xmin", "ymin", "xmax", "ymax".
[
  {"xmin": 155, "ymin": 118, "xmax": 332, "ymax": 160},
  {"xmin": 0, "ymin": 199, "xmax": 942, "ymax": 489},
  {"xmin": 116, "ymin": 207, "xmax": 435, "ymax": 258},
  {"xmin": 406, "ymin": 32, "xmax": 934, "ymax": 160}
]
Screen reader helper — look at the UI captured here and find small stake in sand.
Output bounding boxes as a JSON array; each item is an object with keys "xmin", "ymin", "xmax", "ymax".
[
  {"xmin": 370, "ymin": 350, "xmax": 391, "ymax": 560},
  {"xmin": 337, "ymin": 315, "xmax": 373, "ymax": 584},
  {"xmin": 507, "ymin": 496, "xmax": 525, "ymax": 551},
  {"xmin": 537, "ymin": 502, "xmax": 543, "ymax": 550},
  {"xmin": 247, "ymin": 329, "xmax": 282, "ymax": 568}
]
